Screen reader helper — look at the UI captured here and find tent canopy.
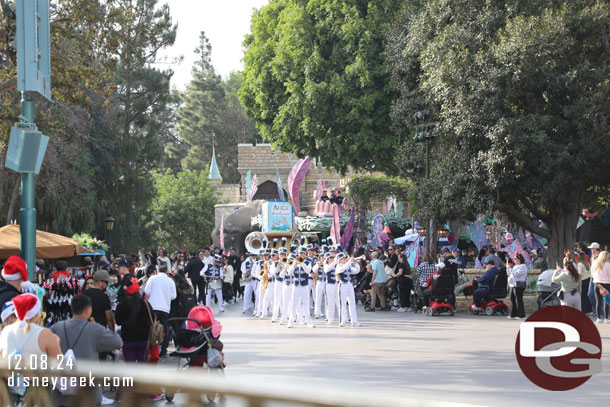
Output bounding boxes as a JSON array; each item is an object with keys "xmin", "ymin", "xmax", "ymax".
[{"xmin": 0, "ymin": 225, "xmax": 88, "ymax": 260}]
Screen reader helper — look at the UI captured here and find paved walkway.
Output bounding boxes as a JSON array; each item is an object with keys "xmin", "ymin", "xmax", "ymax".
[{"xmin": 204, "ymin": 301, "xmax": 609, "ymax": 407}]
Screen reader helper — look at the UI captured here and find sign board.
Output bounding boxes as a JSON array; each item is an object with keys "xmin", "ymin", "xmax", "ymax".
[
  {"xmin": 262, "ymin": 201, "xmax": 294, "ymax": 233},
  {"xmin": 17, "ymin": 0, "xmax": 51, "ymax": 100}
]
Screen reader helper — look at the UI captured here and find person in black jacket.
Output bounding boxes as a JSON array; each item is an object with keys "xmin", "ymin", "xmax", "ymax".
[
  {"xmin": 0, "ymin": 256, "xmax": 27, "ymax": 307},
  {"xmin": 115, "ymin": 278, "xmax": 151, "ymax": 363},
  {"xmin": 184, "ymin": 251, "xmax": 205, "ymax": 304},
  {"xmin": 228, "ymin": 248, "xmax": 241, "ymax": 301}
]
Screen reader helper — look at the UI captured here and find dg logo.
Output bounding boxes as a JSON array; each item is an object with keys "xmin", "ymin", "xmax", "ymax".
[{"xmin": 515, "ymin": 305, "xmax": 602, "ymax": 391}]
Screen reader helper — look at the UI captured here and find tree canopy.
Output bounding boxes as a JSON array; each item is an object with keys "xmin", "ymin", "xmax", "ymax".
[
  {"xmin": 240, "ymin": 0, "xmax": 403, "ymax": 174},
  {"xmin": 387, "ymin": 0, "xmax": 610, "ymax": 263},
  {"xmin": 147, "ymin": 169, "xmax": 218, "ymax": 250}
]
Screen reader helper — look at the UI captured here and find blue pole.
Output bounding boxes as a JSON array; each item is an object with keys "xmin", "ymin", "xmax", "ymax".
[{"xmin": 20, "ymin": 92, "xmax": 36, "ymax": 281}]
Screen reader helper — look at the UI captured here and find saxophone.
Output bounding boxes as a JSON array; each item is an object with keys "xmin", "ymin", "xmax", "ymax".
[{"xmin": 262, "ymin": 260, "xmax": 270, "ymax": 290}]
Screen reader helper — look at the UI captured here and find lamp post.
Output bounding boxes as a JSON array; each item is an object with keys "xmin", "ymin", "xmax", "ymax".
[
  {"xmin": 414, "ymin": 111, "xmax": 438, "ymax": 256},
  {"xmin": 105, "ymin": 214, "xmax": 115, "ymax": 256}
]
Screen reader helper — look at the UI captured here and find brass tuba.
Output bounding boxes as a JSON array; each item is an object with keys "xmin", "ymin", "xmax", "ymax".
[
  {"xmin": 262, "ymin": 259, "xmax": 270, "ymax": 290},
  {"xmin": 245, "ymin": 231, "xmax": 267, "ymax": 255}
]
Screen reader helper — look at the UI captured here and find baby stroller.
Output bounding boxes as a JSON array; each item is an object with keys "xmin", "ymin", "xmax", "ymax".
[
  {"xmin": 537, "ymin": 269, "xmax": 561, "ymax": 309},
  {"xmin": 165, "ymin": 305, "xmax": 225, "ymax": 403}
]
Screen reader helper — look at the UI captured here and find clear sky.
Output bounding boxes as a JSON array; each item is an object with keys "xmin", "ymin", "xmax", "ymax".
[{"xmin": 159, "ymin": 0, "xmax": 269, "ymax": 90}]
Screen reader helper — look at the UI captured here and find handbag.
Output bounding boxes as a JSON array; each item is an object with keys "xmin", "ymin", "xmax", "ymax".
[
  {"xmin": 144, "ymin": 300, "xmax": 165, "ymax": 347},
  {"xmin": 516, "ymin": 281, "xmax": 527, "ymax": 289}
]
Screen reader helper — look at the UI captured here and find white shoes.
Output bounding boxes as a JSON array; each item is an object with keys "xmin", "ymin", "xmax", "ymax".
[
  {"xmin": 596, "ymin": 318, "xmax": 603, "ymax": 323},
  {"xmin": 287, "ymin": 322, "xmax": 294, "ymax": 328},
  {"xmin": 351, "ymin": 322, "xmax": 361, "ymax": 327},
  {"xmin": 308, "ymin": 324, "xmax": 316, "ymax": 328},
  {"xmin": 101, "ymin": 396, "xmax": 114, "ymax": 405},
  {"xmin": 405, "ymin": 307, "xmax": 413, "ymax": 312},
  {"xmin": 605, "ymin": 319, "xmax": 610, "ymax": 324},
  {"xmin": 396, "ymin": 307, "xmax": 406, "ymax": 312},
  {"xmin": 507, "ymin": 316, "xmax": 513, "ymax": 320}
]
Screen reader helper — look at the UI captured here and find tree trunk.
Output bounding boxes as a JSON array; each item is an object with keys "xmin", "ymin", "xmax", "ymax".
[
  {"xmin": 6, "ymin": 175, "xmax": 20, "ymax": 224},
  {"xmin": 355, "ymin": 201, "xmax": 367, "ymax": 248},
  {"xmin": 547, "ymin": 199, "xmax": 581, "ymax": 267}
]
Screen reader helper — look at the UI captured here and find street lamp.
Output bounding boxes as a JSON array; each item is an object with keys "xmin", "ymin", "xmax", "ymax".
[
  {"xmin": 105, "ymin": 214, "xmax": 115, "ymax": 256},
  {"xmin": 436, "ymin": 228, "xmax": 449, "ymax": 239},
  {"xmin": 416, "ymin": 226, "xmax": 428, "ymax": 237}
]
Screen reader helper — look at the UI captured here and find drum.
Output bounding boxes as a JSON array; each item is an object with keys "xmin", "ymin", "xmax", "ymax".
[{"xmin": 209, "ymin": 278, "xmax": 222, "ymax": 290}]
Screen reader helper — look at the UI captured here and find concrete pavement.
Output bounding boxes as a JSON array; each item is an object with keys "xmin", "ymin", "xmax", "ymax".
[{"xmin": 203, "ymin": 301, "xmax": 610, "ymax": 407}]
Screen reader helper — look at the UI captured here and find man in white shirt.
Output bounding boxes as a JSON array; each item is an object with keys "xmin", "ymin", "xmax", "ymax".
[{"xmin": 144, "ymin": 264, "xmax": 176, "ymax": 358}]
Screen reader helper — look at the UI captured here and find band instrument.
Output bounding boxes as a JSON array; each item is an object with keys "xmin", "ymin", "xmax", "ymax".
[{"xmin": 262, "ymin": 260, "xmax": 270, "ymax": 290}]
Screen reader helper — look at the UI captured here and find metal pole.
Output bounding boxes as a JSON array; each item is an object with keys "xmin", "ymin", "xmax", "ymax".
[{"xmin": 20, "ymin": 92, "xmax": 36, "ymax": 281}]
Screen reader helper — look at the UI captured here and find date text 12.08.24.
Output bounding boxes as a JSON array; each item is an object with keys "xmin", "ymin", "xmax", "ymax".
[{"xmin": 8, "ymin": 354, "xmax": 73, "ymax": 371}]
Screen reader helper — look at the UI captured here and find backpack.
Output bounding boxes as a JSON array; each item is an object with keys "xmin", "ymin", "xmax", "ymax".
[
  {"xmin": 59, "ymin": 322, "xmax": 87, "ymax": 395},
  {"xmin": 144, "ymin": 300, "xmax": 165, "ymax": 347},
  {"xmin": 8, "ymin": 330, "xmax": 38, "ymax": 396},
  {"xmin": 178, "ymin": 292, "xmax": 197, "ymax": 317}
]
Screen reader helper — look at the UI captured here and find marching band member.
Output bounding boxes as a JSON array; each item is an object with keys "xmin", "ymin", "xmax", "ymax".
[
  {"xmin": 251, "ymin": 251, "xmax": 263, "ymax": 316},
  {"xmin": 204, "ymin": 254, "xmax": 224, "ymax": 313},
  {"xmin": 306, "ymin": 244, "xmax": 318, "ymax": 313},
  {"xmin": 336, "ymin": 253, "xmax": 361, "ymax": 327},
  {"xmin": 260, "ymin": 249, "xmax": 278, "ymax": 319},
  {"xmin": 288, "ymin": 247, "xmax": 316, "ymax": 328},
  {"xmin": 254, "ymin": 249, "xmax": 270, "ymax": 317},
  {"xmin": 279, "ymin": 253, "xmax": 296, "ymax": 325},
  {"xmin": 323, "ymin": 252, "xmax": 340, "ymax": 324},
  {"xmin": 313, "ymin": 251, "xmax": 326, "ymax": 319},
  {"xmin": 272, "ymin": 248, "xmax": 288, "ymax": 323},
  {"xmin": 242, "ymin": 253, "xmax": 257, "ymax": 314}
]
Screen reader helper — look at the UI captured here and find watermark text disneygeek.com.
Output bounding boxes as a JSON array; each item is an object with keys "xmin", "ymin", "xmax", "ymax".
[{"xmin": 8, "ymin": 372, "xmax": 134, "ymax": 392}]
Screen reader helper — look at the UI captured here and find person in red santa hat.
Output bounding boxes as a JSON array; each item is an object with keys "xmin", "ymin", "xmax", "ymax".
[
  {"xmin": 0, "ymin": 256, "xmax": 30, "ymax": 306},
  {"xmin": 0, "ymin": 293, "xmax": 61, "ymax": 361}
]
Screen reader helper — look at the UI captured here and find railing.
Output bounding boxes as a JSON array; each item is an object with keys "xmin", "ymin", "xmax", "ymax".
[{"xmin": 0, "ymin": 360, "xmax": 480, "ymax": 407}]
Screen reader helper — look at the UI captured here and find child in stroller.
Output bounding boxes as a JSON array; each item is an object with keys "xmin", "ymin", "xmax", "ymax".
[
  {"xmin": 537, "ymin": 269, "xmax": 562, "ymax": 309},
  {"xmin": 165, "ymin": 305, "xmax": 225, "ymax": 403}
]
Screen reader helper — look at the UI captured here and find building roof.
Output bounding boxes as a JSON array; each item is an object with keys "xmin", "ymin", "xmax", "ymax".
[{"xmin": 209, "ymin": 148, "xmax": 222, "ymax": 180}]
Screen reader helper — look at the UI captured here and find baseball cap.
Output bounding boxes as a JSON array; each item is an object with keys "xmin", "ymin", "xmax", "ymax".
[
  {"xmin": 117, "ymin": 261, "xmax": 130, "ymax": 268},
  {"xmin": 486, "ymin": 259, "xmax": 496, "ymax": 266},
  {"xmin": 93, "ymin": 270, "xmax": 110, "ymax": 283},
  {"xmin": 452, "ymin": 247, "xmax": 460, "ymax": 253},
  {"xmin": 588, "ymin": 242, "xmax": 600, "ymax": 250}
]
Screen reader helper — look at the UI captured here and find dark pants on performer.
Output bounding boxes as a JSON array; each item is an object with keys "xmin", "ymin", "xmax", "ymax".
[
  {"xmin": 510, "ymin": 286, "xmax": 526, "ymax": 318},
  {"xmin": 398, "ymin": 276, "xmax": 412, "ymax": 308}
]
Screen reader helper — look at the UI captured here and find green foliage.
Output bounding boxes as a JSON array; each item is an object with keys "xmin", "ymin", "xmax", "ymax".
[
  {"xmin": 348, "ymin": 175, "xmax": 414, "ymax": 209},
  {"xmin": 147, "ymin": 170, "xmax": 218, "ymax": 251},
  {"xmin": 387, "ymin": 0, "xmax": 610, "ymax": 263},
  {"xmin": 178, "ymin": 33, "xmax": 257, "ymax": 183},
  {"xmin": 72, "ymin": 233, "xmax": 109, "ymax": 251},
  {"xmin": 240, "ymin": 0, "xmax": 403, "ymax": 174}
]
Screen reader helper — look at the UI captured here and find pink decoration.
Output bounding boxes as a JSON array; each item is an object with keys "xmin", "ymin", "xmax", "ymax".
[
  {"xmin": 329, "ymin": 203, "xmax": 341, "ymax": 246},
  {"xmin": 287, "ymin": 157, "xmax": 311, "ymax": 213}
]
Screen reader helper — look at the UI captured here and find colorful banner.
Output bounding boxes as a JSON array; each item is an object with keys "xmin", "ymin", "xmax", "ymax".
[
  {"xmin": 247, "ymin": 173, "xmax": 259, "ymax": 201},
  {"xmin": 245, "ymin": 170, "xmax": 251, "ymax": 192},
  {"xmin": 329, "ymin": 203, "xmax": 341, "ymax": 246},
  {"xmin": 287, "ymin": 157, "xmax": 311, "ymax": 213},
  {"xmin": 219, "ymin": 215, "xmax": 225, "ymax": 249},
  {"xmin": 340, "ymin": 208, "xmax": 355, "ymax": 250},
  {"xmin": 275, "ymin": 165, "xmax": 286, "ymax": 201},
  {"xmin": 315, "ymin": 179, "xmax": 324, "ymax": 201},
  {"xmin": 404, "ymin": 235, "xmax": 421, "ymax": 268},
  {"xmin": 371, "ymin": 214, "xmax": 385, "ymax": 248},
  {"xmin": 469, "ymin": 220, "xmax": 489, "ymax": 251}
]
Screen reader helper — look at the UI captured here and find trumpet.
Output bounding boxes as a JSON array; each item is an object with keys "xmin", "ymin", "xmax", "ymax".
[
  {"xmin": 296, "ymin": 257, "xmax": 305, "ymax": 264},
  {"xmin": 281, "ymin": 257, "xmax": 289, "ymax": 264},
  {"xmin": 350, "ymin": 255, "xmax": 366, "ymax": 262}
]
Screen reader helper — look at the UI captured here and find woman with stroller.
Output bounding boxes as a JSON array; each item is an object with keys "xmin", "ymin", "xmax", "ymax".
[
  {"xmin": 115, "ymin": 278, "xmax": 152, "ymax": 362},
  {"xmin": 507, "ymin": 254, "xmax": 528, "ymax": 319},
  {"xmin": 552, "ymin": 259, "xmax": 581, "ymax": 310},
  {"xmin": 393, "ymin": 254, "xmax": 413, "ymax": 312}
]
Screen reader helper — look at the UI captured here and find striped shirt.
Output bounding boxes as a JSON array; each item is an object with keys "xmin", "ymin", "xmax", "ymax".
[{"xmin": 417, "ymin": 262, "xmax": 437, "ymax": 287}]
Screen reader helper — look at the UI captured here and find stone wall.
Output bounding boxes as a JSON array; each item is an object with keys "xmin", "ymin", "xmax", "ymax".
[
  {"xmin": 216, "ymin": 184, "xmax": 241, "ymax": 204},
  {"xmin": 236, "ymin": 143, "xmax": 354, "ymax": 213}
]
